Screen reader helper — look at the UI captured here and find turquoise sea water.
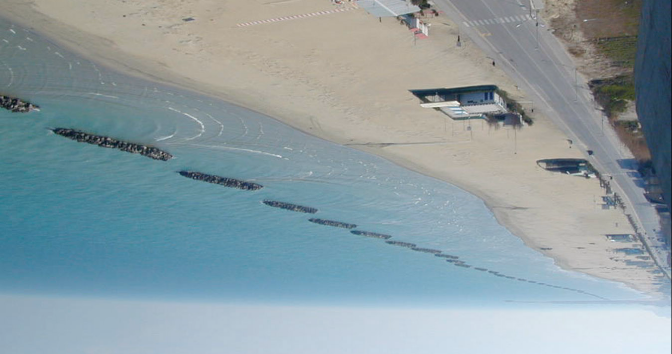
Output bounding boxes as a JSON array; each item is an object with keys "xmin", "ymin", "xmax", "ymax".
[{"xmin": 0, "ymin": 19, "xmax": 644, "ymax": 306}]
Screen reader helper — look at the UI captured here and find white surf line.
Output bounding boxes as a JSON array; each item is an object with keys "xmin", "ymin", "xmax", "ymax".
[
  {"xmin": 2, "ymin": 39, "xmax": 8, "ymax": 43},
  {"xmin": 255, "ymin": 122, "xmax": 264, "ymax": 141},
  {"xmin": 87, "ymin": 92, "xmax": 119, "ymax": 99},
  {"xmin": 168, "ymin": 106, "xmax": 205, "ymax": 140},
  {"xmin": 16, "ymin": 45, "xmax": 26, "ymax": 50},
  {"xmin": 202, "ymin": 111, "xmax": 224, "ymax": 137},
  {"xmin": 54, "ymin": 51, "xmax": 64, "ymax": 58},
  {"xmin": 186, "ymin": 143, "xmax": 283, "ymax": 158},
  {"xmin": 9, "ymin": 29, "xmax": 16, "ymax": 34},
  {"xmin": 155, "ymin": 131, "xmax": 177, "ymax": 141},
  {"xmin": 237, "ymin": 7, "xmax": 353, "ymax": 27},
  {"xmin": 91, "ymin": 63, "xmax": 104, "ymax": 84},
  {"xmin": 26, "ymin": 37, "xmax": 33, "ymax": 42}
]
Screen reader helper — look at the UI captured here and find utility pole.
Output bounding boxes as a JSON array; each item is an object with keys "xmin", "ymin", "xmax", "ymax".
[
  {"xmin": 535, "ymin": 9, "xmax": 539, "ymax": 49},
  {"xmin": 574, "ymin": 67, "xmax": 578, "ymax": 102}
]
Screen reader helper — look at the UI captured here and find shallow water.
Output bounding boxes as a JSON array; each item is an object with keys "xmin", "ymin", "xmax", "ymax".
[{"xmin": 0, "ymin": 18, "xmax": 644, "ymax": 306}]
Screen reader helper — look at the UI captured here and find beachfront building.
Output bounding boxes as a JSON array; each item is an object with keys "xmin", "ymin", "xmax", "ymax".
[
  {"xmin": 606, "ymin": 234, "xmax": 635, "ymax": 242},
  {"xmin": 411, "ymin": 85, "xmax": 507, "ymax": 120}
]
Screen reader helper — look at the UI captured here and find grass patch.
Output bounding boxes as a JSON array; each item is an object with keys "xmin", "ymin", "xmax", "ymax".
[
  {"xmin": 588, "ymin": 75, "xmax": 635, "ymax": 117},
  {"xmin": 495, "ymin": 89, "xmax": 533, "ymax": 125},
  {"xmin": 595, "ymin": 35, "xmax": 638, "ymax": 69}
]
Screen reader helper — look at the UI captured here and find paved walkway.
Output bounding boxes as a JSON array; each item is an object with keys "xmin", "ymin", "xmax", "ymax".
[{"xmin": 237, "ymin": 7, "xmax": 354, "ymax": 28}]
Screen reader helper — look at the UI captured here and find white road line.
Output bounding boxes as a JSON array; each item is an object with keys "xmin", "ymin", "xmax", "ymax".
[
  {"xmin": 525, "ymin": 14, "xmax": 532, "ymax": 20},
  {"xmin": 463, "ymin": 21, "xmax": 470, "ymax": 27}
]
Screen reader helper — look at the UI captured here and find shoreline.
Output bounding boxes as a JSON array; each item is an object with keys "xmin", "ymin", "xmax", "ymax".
[{"xmin": 1, "ymin": 0, "xmax": 662, "ymax": 296}]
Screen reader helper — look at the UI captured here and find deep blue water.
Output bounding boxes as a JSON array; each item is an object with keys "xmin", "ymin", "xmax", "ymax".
[{"xmin": 0, "ymin": 19, "xmax": 644, "ymax": 306}]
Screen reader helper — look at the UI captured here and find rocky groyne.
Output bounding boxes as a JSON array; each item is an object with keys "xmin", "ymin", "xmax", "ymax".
[
  {"xmin": 411, "ymin": 247, "xmax": 442, "ymax": 254},
  {"xmin": 52, "ymin": 128, "xmax": 172, "ymax": 161},
  {"xmin": 262, "ymin": 200, "xmax": 318, "ymax": 214},
  {"xmin": 350, "ymin": 230, "xmax": 392, "ymax": 239},
  {"xmin": 308, "ymin": 218, "xmax": 357, "ymax": 229},
  {"xmin": 179, "ymin": 171, "xmax": 263, "ymax": 191},
  {"xmin": 385, "ymin": 240, "xmax": 416, "ymax": 248},
  {"xmin": 1, "ymin": 95, "xmax": 39, "ymax": 113},
  {"xmin": 435, "ymin": 254, "xmax": 459, "ymax": 260}
]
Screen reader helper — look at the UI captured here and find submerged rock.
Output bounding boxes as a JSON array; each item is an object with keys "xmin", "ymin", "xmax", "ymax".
[
  {"xmin": 52, "ymin": 128, "xmax": 172, "ymax": 161},
  {"xmin": 262, "ymin": 200, "xmax": 318, "ymax": 214},
  {"xmin": 434, "ymin": 254, "xmax": 459, "ymax": 259},
  {"xmin": 350, "ymin": 230, "xmax": 392, "ymax": 239},
  {"xmin": 1, "ymin": 95, "xmax": 39, "ymax": 113},
  {"xmin": 179, "ymin": 171, "xmax": 263, "ymax": 191},
  {"xmin": 385, "ymin": 240, "xmax": 416, "ymax": 248},
  {"xmin": 309, "ymin": 218, "xmax": 357, "ymax": 229},
  {"xmin": 411, "ymin": 247, "xmax": 442, "ymax": 254}
]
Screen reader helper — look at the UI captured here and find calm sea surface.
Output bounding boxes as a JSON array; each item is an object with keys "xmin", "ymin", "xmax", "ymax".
[{"xmin": 0, "ymin": 19, "xmax": 643, "ymax": 306}]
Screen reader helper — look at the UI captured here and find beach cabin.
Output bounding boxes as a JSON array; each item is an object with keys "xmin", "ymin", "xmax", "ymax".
[{"xmin": 411, "ymin": 85, "xmax": 507, "ymax": 120}]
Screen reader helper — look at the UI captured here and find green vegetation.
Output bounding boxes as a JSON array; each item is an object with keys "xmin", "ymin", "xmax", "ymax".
[
  {"xmin": 588, "ymin": 75, "xmax": 635, "ymax": 118},
  {"xmin": 410, "ymin": 0, "xmax": 431, "ymax": 9},
  {"xmin": 614, "ymin": 119, "xmax": 641, "ymax": 134},
  {"xmin": 495, "ymin": 89, "xmax": 533, "ymax": 125},
  {"xmin": 595, "ymin": 35, "xmax": 638, "ymax": 69}
]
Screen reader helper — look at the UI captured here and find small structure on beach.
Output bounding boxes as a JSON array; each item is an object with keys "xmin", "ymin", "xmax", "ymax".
[
  {"xmin": 410, "ymin": 85, "xmax": 507, "ymax": 120},
  {"xmin": 536, "ymin": 158, "xmax": 596, "ymax": 178},
  {"xmin": 356, "ymin": 0, "xmax": 420, "ymax": 18},
  {"xmin": 606, "ymin": 234, "xmax": 635, "ymax": 242}
]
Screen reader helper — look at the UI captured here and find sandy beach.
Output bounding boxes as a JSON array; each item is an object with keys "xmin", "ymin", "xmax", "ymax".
[{"xmin": 1, "ymin": 0, "xmax": 662, "ymax": 295}]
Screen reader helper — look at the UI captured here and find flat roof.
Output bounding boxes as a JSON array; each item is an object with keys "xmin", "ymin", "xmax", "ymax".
[
  {"xmin": 356, "ymin": 0, "xmax": 421, "ymax": 18},
  {"xmin": 410, "ymin": 85, "xmax": 499, "ymax": 98}
]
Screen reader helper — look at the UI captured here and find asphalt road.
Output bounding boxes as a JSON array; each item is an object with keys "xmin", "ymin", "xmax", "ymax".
[{"xmin": 432, "ymin": 0, "xmax": 671, "ymax": 280}]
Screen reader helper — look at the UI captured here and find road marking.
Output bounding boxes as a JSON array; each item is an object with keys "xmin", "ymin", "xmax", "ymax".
[{"xmin": 463, "ymin": 14, "xmax": 531, "ymax": 28}]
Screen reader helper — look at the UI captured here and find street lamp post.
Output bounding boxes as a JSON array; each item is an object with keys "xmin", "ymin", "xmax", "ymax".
[
  {"xmin": 535, "ymin": 9, "xmax": 540, "ymax": 49},
  {"xmin": 573, "ymin": 66, "xmax": 577, "ymax": 102}
]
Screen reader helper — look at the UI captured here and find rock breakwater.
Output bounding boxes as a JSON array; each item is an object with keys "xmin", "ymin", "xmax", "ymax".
[
  {"xmin": 179, "ymin": 171, "xmax": 263, "ymax": 191},
  {"xmin": 308, "ymin": 218, "xmax": 357, "ymax": 229},
  {"xmin": 1, "ymin": 95, "xmax": 39, "ymax": 113},
  {"xmin": 52, "ymin": 128, "xmax": 172, "ymax": 161},
  {"xmin": 350, "ymin": 230, "xmax": 392, "ymax": 239},
  {"xmin": 411, "ymin": 247, "xmax": 442, "ymax": 254},
  {"xmin": 385, "ymin": 240, "xmax": 416, "ymax": 248},
  {"xmin": 262, "ymin": 200, "xmax": 318, "ymax": 214}
]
